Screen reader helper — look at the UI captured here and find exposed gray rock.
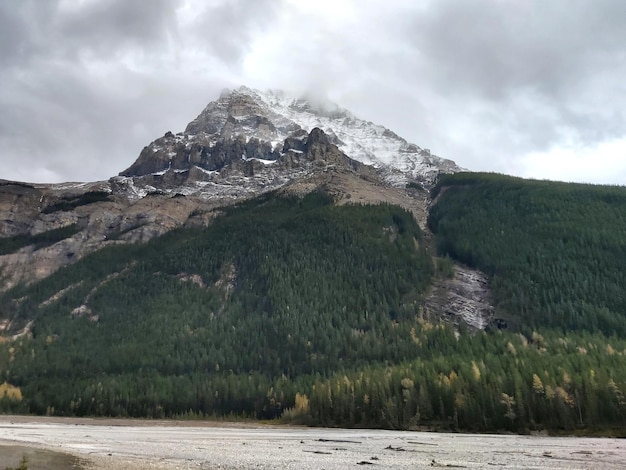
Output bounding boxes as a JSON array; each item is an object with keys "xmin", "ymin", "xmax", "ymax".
[
  {"xmin": 424, "ymin": 264, "xmax": 495, "ymax": 331},
  {"xmin": 0, "ymin": 181, "xmax": 44, "ymax": 237},
  {"xmin": 0, "ymin": 180, "xmax": 224, "ymax": 290}
]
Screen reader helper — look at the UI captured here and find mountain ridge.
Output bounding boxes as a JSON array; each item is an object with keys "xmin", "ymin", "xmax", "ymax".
[
  {"xmin": 2, "ymin": 90, "xmax": 626, "ymax": 434},
  {"xmin": 119, "ymin": 86, "xmax": 461, "ymax": 198},
  {"xmin": 0, "ymin": 87, "xmax": 460, "ymax": 289}
]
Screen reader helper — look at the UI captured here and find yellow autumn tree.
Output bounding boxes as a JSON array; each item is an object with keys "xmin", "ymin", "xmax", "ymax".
[
  {"xmin": 281, "ymin": 393, "xmax": 310, "ymax": 422},
  {"xmin": 532, "ymin": 374, "xmax": 544, "ymax": 395},
  {"xmin": 0, "ymin": 382, "xmax": 22, "ymax": 401}
]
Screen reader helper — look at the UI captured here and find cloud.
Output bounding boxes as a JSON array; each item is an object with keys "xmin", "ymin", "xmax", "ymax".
[
  {"xmin": 407, "ymin": 0, "xmax": 626, "ymax": 100},
  {"xmin": 181, "ymin": 0, "xmax": 282, "ymax": 65},
  {"xmin": 0, "ymin": 4, "xmax": 28, "ymax": 66},
  {"xmin": 398, "ymin": 0, "xmax": 626, "ymax": 173},
  {"xmin": 1, "ymin": 0, "xmax": 625, "ymax": 185},
  {"xmin": 53, "ymin": 0, "xmax": 177, "ymax": 60},
  {"xmin": 0, "ymin": 0, "xmax": 283, "ymax": 182},
  {"xmin": 521, "ymin": 137, "xmax": 626, "ymax": 184},
  {"xmin": 240, "ymin": 0, "xmax": 626, "ymax": 183}
]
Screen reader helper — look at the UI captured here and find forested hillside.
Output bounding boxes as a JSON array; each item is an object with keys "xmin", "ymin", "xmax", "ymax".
[
  {"xmin": 429, "ymin": 173, "xmax": 626, "ymax": 335},
  {"xmin": 0, "ymin": 192, "xmax": 435, "ymax": 417},
  {"xmin": 1, "ymin": 183, "xmax": 625, "ymax": 434}
]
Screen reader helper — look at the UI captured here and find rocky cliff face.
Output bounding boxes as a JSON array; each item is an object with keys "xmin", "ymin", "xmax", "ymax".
[
  {"xmin": 184, "ymin": 87, "xmax": 461, "ymax": 186},
  {"xmin": 424, "ymin": 265, "xmax": 495, "ymax": 331},
  {"xmin": 118, "ymin": 124, "xmax": 378, "ymax": 199},
  {"xmin": 0, "ymin": 179, "xmax": 222, "ymax": 290},
  {"xmin": 0, "ymin": 87, "xmax": 488, "ymax": 331},
  {"xmin": 120, "ymin": 86, "xmax": 461, "ymax": 194}
]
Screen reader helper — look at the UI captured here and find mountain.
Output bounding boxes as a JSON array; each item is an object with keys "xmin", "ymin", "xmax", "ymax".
[
  {"xmin": 0, "ymin": 87, "xmax": 459, "ymax": 290},
  {"xmin": 119, "ymin": 86, "xmax": 460, "ymax": 194},
  {"xmin": 1, "ymin": 88, "xmax": 626, "ymax": 435}
]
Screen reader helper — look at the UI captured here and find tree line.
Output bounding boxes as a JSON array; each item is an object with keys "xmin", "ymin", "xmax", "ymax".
[{"xmin": 0, "ymin": 184, "xmax": 625, "ymax": 434}]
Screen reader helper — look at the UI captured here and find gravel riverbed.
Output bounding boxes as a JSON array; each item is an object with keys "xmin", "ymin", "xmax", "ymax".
[{"xmin": 0, "ymin": 416, "xmax": 624, "ymax": 469}]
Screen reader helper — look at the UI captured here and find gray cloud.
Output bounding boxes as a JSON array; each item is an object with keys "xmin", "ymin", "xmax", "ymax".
[
  {"xmin": 190, "ymin": 0, "xmax": 282, "ymax": 64},
  {"xmin": 57, "ymin": 0, "xmax": 176, "ymax": 51},
  {"xmin": 400, "ymin": 0, "xmax": 626, "ymax": 155},
  {"xmin": 408, "ymin": 0, "xmax": 626, "ymax": 99},
  {"xmin": 0, "ymin": 0, "xmax": 283, "ymax": 182},
  {"xmin": 1, "ymin": 0, "xmax": 625, "ymax": 184},
  {"xmin": 0, "ymin": 4, "xmax": 27, "ymax": 66}
]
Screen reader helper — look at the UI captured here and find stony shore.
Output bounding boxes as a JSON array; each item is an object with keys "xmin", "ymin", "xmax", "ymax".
[{"xmin": 1, "ymin": 416, "xmax": 624, "ymax": 469}]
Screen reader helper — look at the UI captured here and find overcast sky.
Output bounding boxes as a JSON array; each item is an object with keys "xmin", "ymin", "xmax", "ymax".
[{"xmin": 1, "ymin": 0, "xmax": 625, "ymax": 185}]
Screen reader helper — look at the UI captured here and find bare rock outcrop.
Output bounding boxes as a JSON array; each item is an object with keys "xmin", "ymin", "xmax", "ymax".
[
  {"xmin": 424, "ymin": 264, "xmax": 495, "ymax": 331},
  {"xmin": 0, "ymin": 181, "xmax": 225, "ymax": 290},
  {"xmin": 0, "ymin": 181, "xmax": 44, "ymax": 237}
]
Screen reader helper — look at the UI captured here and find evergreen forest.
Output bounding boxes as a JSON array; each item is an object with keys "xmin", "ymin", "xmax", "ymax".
[{"xmin": 0, "ymin": 179, "xmax": 625, "ymax": 435}]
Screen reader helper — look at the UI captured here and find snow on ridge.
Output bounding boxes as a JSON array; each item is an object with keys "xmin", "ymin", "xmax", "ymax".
[
  {"xmin": 110, "ymin": 176, "xmax": 150, "ymax": 199},
  {"xmin": 193, "ymin": 166, "xmax": 218, "ymax": 175},
  {"xmin": 249, "ymin": 158, "xmax": 278, "ymax": 165},
  {"xmin": 235, "ymin": 87, "xmax": 460, "ymax": 183},
  {"xmin": 146, "ymin": 86, "xmax": 460, "ymax": 188}
]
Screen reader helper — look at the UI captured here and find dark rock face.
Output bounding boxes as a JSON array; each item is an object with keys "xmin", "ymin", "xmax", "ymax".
[
  {"xmin": 121, "ymin": 86, "xmax": 461, "ymax": 192},
  {"xmin": 185, "ymin": 88, "xmax": 300, "ymax": 138},
  {"xmin": 304, "ymin": 128, "xmax": 340, "ymax": 163},
  {"xmin": 0, "ymin": 182, "xmax": 43, "ymax": 237},
  {"xmin": 120, "ymin": 120, "xmax": 375, "ymax": 191},
  {"xmin": 120, "ymin": 135, "xmax": 278, "ymax": 178},
  {"xmin": 282, "ymin": 130, "xmax": 308, "ymax": 153},
  {"xmin": 424, "ymin": 265, "xmax": 494, "ymax": 331}
]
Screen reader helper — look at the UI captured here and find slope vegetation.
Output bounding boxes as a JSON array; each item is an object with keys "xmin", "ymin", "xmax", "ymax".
[
  {"xmin": 0, "ymin": 192, "xmax": 433, "ymax": 417},
  {"xmin": 1, "ymin": 183, "xmax": 625, "ymax": 434},
  {"xmin": 429, "ymin": 173, "xmax": 626, "ymax": 334}
]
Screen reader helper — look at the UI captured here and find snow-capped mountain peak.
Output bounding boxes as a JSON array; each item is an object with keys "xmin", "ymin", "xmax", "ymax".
[
  {"xmin": 119, "ymin": 86, "xmax": 461, "ymax": 199},
  {"xmin": 185, "ymin": 86, "xmax": 461, "ymax": 184},
  {"xmin": 0, "ymin": 87, "xmax": 462, "ymax": 288}
]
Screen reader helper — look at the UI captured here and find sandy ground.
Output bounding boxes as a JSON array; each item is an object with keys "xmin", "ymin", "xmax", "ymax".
[{"xmin": 0, "ymin": 416, "xmax": 624, "ymax": 469}]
